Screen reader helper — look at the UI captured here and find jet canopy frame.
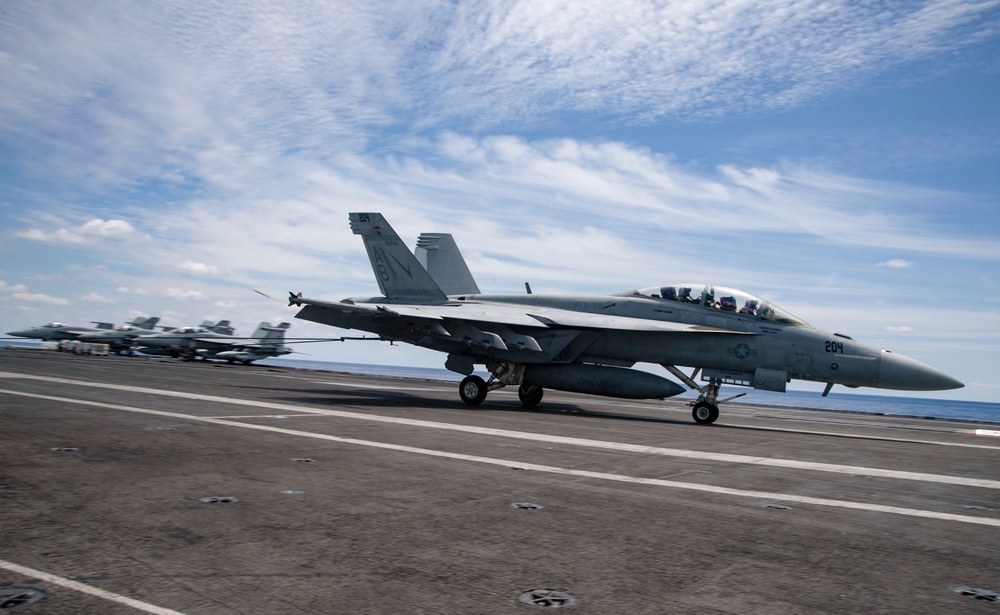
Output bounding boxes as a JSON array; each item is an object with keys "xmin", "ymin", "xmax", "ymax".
[{"xmin": 625, "ymin": 283, "xmax": 807, "ymax": 326}]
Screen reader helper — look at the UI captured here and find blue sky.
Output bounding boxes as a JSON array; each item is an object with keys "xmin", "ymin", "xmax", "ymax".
[{"xmin": 1, "ymin": 1, "xmax": 998, "ymax": 402}]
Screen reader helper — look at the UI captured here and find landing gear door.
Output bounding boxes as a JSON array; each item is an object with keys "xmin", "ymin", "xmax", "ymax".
[{"xmin": 754, "ymin": 368, "xmax": 788, "ymax": 393}]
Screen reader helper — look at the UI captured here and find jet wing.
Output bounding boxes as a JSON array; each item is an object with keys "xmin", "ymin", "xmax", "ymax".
[
  {"xmin": 192, "ymin": 337, "xmax": 235, "ymax": 347},
  {"xmin": 288, "ymin": 294, "xmax": 748, "ymax": 334},
  {"xmin": 523, "ymin": 310, "xmax": 747, "ymax": 333}
]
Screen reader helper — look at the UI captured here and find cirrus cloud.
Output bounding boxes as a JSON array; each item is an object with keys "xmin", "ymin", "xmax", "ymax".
[{"xmin": 16, "ymin": 218, "xmax": 148, "ymax": 246}]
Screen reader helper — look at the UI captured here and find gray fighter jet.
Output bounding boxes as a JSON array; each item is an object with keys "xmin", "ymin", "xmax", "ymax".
[
  {"xmin": 8, "ymin": 320, "xmax": 118, "ymax": 343},
  {"xmin": 135, "ymin": 321, "xmax": 291, "ymax": 363},
  {"xmin": 75, "ymin": 317, "xmax": 161, "ymax": 354},
  {"xmin": 198, "ymin": 319, "xmax": 236, "ymax": 336},
  {"xmin": 211, "ymin": 322, "xmax": 293, "ymax": 364},
  {"xmin": 272, "ymin": 213, "xmax": 963, "ymax": 424}
]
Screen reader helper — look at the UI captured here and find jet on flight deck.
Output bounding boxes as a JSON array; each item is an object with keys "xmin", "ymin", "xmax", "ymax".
[
  {"xmin": 135, "ymin": 321, "xmax": 292, "ymax": 364},
  {"xmin": 75, "ymin": 317, "xmax": 162, "ymax": 354},
  {"xmin": 7, "ymin": 318, "xmax": 152, "ymax": 343},
  {"xmin": 266, "ymin": 213, "xmax": 963, "ymax": 424}
]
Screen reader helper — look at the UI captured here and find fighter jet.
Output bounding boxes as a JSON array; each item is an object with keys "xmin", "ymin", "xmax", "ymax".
[
  {"xmin": 8, "ymin": 320, "xmax": 117, "ymax": 343},
  {"xmin": 269, "ymin": 212, "xmax": 963, "ymax": 425},
  {"xmin": 135, "ymin": 321, "xmax": 292, "ymax": 363},
  {"xmin": 133, "ymin": 324, "xmax": 233, "ymax": 359},
  {"xmin": 211, "ymin": 322, "xmax": 293, "ymax": 364},
  {"xmin": 75, "ymin": 317, "xmax": 161, "ymax": 354},
  {"xmin": 198, "ymin": 319, "xmax": 236, "ymax": 336}
]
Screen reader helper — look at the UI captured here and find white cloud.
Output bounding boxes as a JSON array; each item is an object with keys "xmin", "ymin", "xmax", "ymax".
[
  {"xmin": 12, "ymin": 292, "xmax": 69, "ymax": 305},
  {"xmin": 176, "ymin": 261, "xmax": 223, "ymax": 276},
  {"xmin": 81, "ymin": 292, "xmax": 114, "ymax": 303},
  {"xmin": 161, "ymin": 288, "xmax": 207, "ymax": 301},
  {"xmin": 116, "ymin": 286, "xmax": 151, "ymax": 296},
  {"xmin": 17, "ymin": 218, "xmax": 147, "ymax": 246},
  {"xmin": 877, "ymin": 259, "xmax": 914, "ymax": 268},
  {"xmin": 1, "ymin": 281, "xmax": 68, "ymax": 305},
  {"xmin": 1, "ymin": 1, "xmax": 994, "ymax": 187},
  {"xmin": 0, "ymin": 280, "xmax": 29, "ymax": 294},
  {"xmin": 886, "ymin": 326, "xmax": 915, "ymax": 332}
]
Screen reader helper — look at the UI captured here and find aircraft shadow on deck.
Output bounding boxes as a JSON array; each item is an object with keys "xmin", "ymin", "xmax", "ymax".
[
  {"xmin": 246, "ymin": 385, "xmax": 714, "ymax": 428},
  {"xmin": 244, "ymin": 384, "xmax": 882, "ymax": 439}
]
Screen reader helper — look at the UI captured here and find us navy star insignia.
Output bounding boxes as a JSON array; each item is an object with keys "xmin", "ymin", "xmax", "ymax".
[{"xmin": 728, "ymin": 343, "xmax": 757, "ymax": 360}]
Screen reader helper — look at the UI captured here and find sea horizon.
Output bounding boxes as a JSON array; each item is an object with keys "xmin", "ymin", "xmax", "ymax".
[{"xmin": 259, "ymin": 357, "xmax": 1000, "ymax": 425}]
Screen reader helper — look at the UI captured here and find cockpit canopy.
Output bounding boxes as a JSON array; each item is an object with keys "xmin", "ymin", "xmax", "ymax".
[
  {"xmin": 624, "ymin": 284, "xmax": 807, "ymax": 326},
  {"xmin": 164, "ymin": 326, "xmax": 211, "ymax": 334}
]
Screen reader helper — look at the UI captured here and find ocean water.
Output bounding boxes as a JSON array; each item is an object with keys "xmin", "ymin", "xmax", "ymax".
[
  {"xmin": 259, "ymin": 358, "xmax": 1000, "ymax": 424},
  {"xmin": 4, "ymin": 342, "xmax": 993, "ymax": 423}
]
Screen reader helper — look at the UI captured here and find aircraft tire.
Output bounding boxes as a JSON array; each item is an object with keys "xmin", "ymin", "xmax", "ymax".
[
  {"xmin": 692, "ymin": 402, "xmax": 719, "ymax": 425},
  {"xmin": 459, "ymin": 375, "xmax": 488, "ymax": 405},
  {"xmin": 517, "ymin": 384, "xmax": 544, "ymax": 407}
]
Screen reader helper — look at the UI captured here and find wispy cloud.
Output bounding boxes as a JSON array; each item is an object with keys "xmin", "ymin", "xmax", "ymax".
[
  {"xmin": 176, "ymin": 261, "xmax": 223, "ymax": 277},
  {"xmin": 16, "ymin": 218, "xmax": 147, "ymax": 246},
  {"xmin": 80, "ymin": 292, "xmax": 114, "ymax": 303},
  {"xmin": 161, "ymin": 288, "xmax": 208, "ymax": 301},
  {"xmin": 2, "ymin": 1, "xmax": 996, "ymax": 187}
]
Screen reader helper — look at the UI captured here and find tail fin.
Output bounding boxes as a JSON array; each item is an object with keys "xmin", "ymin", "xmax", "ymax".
[
  {"xmin": 253, "ymin": 321, "xmax": 291, "ymax": 343},
  {"xmin": 349, "ymin": 213, "xmax": 447, "ymax": 301},
  {"xmin": 415, "ymin": 233, "xmax": 481, "ymax": 296},
  {"xmin": 128, "ymin": 316, "xmax": 160, "ymax": 330},
  {"xmin": 202, "ymin": 320, "xmax": 235, "ymax": 335}
]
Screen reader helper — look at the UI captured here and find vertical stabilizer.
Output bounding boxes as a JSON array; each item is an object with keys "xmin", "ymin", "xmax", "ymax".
[
  {"xmin": 258, "ymin": 322, "xmax": 291, "ymax": 343},
  {"xmin": 202, "ymin": 320, "xmax": 235, "ymax": 335},
  {"xmin": 248, "ymin": 322, "xmax": 270, "ymax": 340},
  {"xmin": 349, "ymin": 213, "xmax": 447, "ymax": 301},
  {"xmin": 129, "ymin": 316, "xmax": 160, "ymax": 330},
  {"xmin": 415, "ymin": 233, "xmax": 481, "ymax": 296}
]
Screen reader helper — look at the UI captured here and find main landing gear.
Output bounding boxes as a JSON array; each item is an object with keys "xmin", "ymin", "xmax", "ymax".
[
  {"xmin": 459, "ymin": 375, "xmax": 489, "ymax": 405},
  {"xmin": 458, "ymin": 374, "xmax": 546, "ymax": 408},
  {"xmin": 459, "ymin": 362, "xmax": 544, "ymax": 409}
]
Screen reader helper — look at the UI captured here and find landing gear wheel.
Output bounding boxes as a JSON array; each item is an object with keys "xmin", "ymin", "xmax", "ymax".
[
  {"xmin": 459, "ymin": 375, "xmax": 488, "ymax": 406},
  {"xmin": 692, "ymin": 402, "xmax": 719, "ymax": 425},
  {"xmin": 517, "ymin": 384, "xmax": 544, "ymax": 407}
]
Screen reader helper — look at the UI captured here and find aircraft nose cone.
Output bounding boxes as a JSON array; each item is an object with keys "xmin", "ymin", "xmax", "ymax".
[
  {"xmin": 878, "ymin": 351, "xmax": 964, "ymax": 391},
  {"xmin": 7, "ymin": 329, "xmax": 30, "ymax": 337}
]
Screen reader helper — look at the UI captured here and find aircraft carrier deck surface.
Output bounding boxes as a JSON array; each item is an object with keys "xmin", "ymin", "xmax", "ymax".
[{"xmin": 1, "ymin": 348, "xmax": 998, "ymax": 614}]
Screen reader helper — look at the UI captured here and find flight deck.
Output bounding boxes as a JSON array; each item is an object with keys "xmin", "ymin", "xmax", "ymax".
[{"xmin": 0, "ymin": 348, "xmax": 997, "ymax": 614}]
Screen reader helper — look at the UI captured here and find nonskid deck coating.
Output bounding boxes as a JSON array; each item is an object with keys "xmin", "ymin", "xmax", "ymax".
[{"xmin": 1, "ymin": 348, "xmax": 998, "ymax": 614}]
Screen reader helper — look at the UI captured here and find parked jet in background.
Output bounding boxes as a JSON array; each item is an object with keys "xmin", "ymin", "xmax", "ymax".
[
  {"xmin": 267, "ymin": 213, "xmax": 963, "ymax": 424},
  {"xmin": 212, "ymin": 322, "xmax": 293, "ymax": 364},
  {"xmin": 135, "ymin": 321, "xmax": 291, "ymax": 363},
  {"xmin": 133, "ymin": 323, "xmax": 234, "ymax": 359},
  {"xmin": 76, "ymin": 317, "xmax": 161, "ymax": 354},
  {"xmin": 198, "ymin": 319, "xmax": 235, "ymax": 336},
  {"xmin": 8, "ymin": 320, "xmax": 119, "ymax": 342}
]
